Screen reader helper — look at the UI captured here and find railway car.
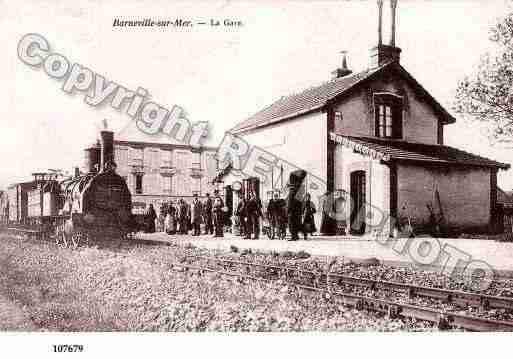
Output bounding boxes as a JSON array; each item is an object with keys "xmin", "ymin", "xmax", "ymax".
[
  {"xmin": 6, "ymin": 181, "xmax": 37, "ymax": 224},
  {"xmin": 5, "ymin": 130, "xmax": 134, "ymax": 246},
  {"xmin": 0, "ymin": 190, "xmax": 8, "ymax": 227}
]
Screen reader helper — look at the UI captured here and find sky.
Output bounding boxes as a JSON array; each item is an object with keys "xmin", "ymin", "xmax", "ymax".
[{"xmin": 1, "ymin": 0, "xmax": 512, "ymax": 189}]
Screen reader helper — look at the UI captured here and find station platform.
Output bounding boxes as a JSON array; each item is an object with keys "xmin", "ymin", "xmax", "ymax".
[{"xmin": 138, "ymin": 232, "xmax": 513, "ymax": 276}]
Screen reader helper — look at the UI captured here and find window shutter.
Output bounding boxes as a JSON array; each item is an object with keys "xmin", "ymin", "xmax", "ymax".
[
  {"xmin": 392, "ymin": 104, "xmax": 402, "ymax": 139},
  {"xmin": 374, "ymin": 104, "xmax": 380, "ymax": 137}
]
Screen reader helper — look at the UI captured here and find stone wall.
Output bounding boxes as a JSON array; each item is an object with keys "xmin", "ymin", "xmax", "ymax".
[
  {"xmin": 333, "ymin": 72, "xmax": 442, "ymax": 145},
  {"xmin": 396, "ymin": 163, "xmax": 492, "ymax": 233}
]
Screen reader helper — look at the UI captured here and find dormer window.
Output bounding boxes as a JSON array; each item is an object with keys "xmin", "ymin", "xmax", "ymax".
[{"xmin": 374, "ymin": 93, "xmax": 403, "ymax": 139}]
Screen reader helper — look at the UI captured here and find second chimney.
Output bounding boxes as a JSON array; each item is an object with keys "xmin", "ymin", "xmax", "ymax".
[{"xmin": 100, "ymin": 130, "xmax": 114, "ymax": 172}]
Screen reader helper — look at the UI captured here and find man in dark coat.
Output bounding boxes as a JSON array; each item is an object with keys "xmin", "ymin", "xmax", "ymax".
[
  {"xmin": 191, "ymin": 194, "xmax": 203, "ymax": 236},
  {"xmin": 267, "ymin": 192, "xmax": 282, "ymax": 239},
  {"xmin": 212, "ymin": 190, "xmax": 225, "ymax": 237},
  {"xmin": 145, "ymin": 203, "xmax": 157, "ymax": 233},
  {"xmin": 286, "ymin": 169, "xmax": 307, "ymax": 241},
  {"xmin": 245, "ymin": 192, "xmax": 263, "ymax": 240},
  {"xmin": 203, "ymin": 193, "xmax": 213, "ymax": 235},
  {"xmin": 287, "ymin": 193, "xmax": 302, "ymax": 241},
  {"xmin": 158, "ymin": 202, "xmax": 168, "ymax": 232},
  {"xmin": 235, "ymin": 194, "xmax": 247, "ymax": 237}
]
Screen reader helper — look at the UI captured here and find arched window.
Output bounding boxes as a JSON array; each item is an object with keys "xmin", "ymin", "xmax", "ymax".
[{"xmin": 374, "ymin": 93, "xmax": 403, "ymax": 139}]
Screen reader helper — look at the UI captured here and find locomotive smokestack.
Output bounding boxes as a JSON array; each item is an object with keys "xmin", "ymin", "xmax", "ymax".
[
  {"xmin": 100, "ymin": 130, "xmax": 114, "ymax": 172},
  {"xmin": 74, "ymin": 167, "xmax": 80, "ymax": 178}
]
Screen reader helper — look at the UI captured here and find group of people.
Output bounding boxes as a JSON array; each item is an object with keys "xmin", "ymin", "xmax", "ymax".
[
  {"xmin": 143, "ymin": 190, "xmax": 226, "ymax": 237},
  {"xmin": 234, "ymin": 191, "xmax": 264, "ymax": 239},
  {"xmin": 286, "ymin": 192, "xmax": 317, "ymax": 241},
  {"xmin": 235, "ymin": 191, "xmax": 317, "ymax": 241},
  {"xmin": 143, "ymin": 190, "xmax": 317, "ymax": 241}
]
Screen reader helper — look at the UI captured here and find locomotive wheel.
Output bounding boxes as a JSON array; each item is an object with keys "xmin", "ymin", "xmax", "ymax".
[
  {"xmin": 61, "ymin": 232, "xmax": 69, "ymax": 247},
  {"xmin": 55, "ymin": 224, "xmax": 65, "ymax": 246},
  {"xmin": 71, "ymin": 232, "xmax": 80, "ymax": 247},
  {"xmin": 70, "ymin": 231, "xmax": 88, "ymax": 248},
  {"xmin": 71, "ymin": 231, "xmax": 82, "ymax": 248}
]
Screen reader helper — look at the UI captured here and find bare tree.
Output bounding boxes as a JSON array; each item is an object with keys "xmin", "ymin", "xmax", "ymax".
[{"xmin": 454, "ymin": 10, "xmax": 513, "ymax": 145}]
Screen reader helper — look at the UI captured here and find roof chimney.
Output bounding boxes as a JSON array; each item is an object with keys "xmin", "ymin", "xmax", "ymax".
[
  {"xmin": 331, "ymin": 51, "xmax": 352, "ymax": 79},
  {"xmin": 390, "ymin": 0, "xmax": 398, "ymax": 46},
  {"xmin": 370, "ymin": 0, "xmax": 401, "ymax": 69},
  {"xmin": 377, "ymin": 0, "xmax": 383, "ymax": 46}
]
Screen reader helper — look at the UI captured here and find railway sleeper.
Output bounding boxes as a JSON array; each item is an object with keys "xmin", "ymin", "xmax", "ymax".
[
  {"xmin": 354, "ymin": 298, "xmax": 401, "ymax": 318},
  {"xmin": 408, "ymin": 287, "xmax": 416, "ymax": 299}
]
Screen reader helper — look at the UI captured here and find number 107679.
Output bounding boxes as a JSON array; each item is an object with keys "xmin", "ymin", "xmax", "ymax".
[{"xmin": 52, "ymin": 345, "xmax": 84, "ymax": 353}]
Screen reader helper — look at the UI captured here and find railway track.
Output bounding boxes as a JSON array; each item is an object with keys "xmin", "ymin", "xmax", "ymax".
[
  {"xmin": 174, "ymin": 254, "xmax": 513, "ymax": 331},
  {"xmin": 188, "ymin": 255, "xmax": 513, "ymax": 311}
]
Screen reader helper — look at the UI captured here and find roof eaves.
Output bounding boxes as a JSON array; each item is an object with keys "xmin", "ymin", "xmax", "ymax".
[
  {"xmin": 330, "ymin": 132, "xmax": 510, "ymax": 170},
  {"xmin": 392, "ymin": 157, "xmax": 510, "ymax": 169}
]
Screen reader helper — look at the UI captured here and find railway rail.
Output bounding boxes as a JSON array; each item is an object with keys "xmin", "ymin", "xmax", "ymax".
[
  {"xmin": 186, "ymin": 255, "xmax": 513, "ymax": 311},
  {"xmin": 175, "ymin": 254, "xmax": 513, "ymax": 331}
]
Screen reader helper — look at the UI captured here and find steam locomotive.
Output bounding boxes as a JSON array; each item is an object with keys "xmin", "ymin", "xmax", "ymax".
[{"xmin": 3, "ymin": 130, "xmax": 133, "ymax": 246}]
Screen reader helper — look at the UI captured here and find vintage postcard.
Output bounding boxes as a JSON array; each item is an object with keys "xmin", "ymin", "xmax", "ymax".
[{"xmin": 1, "ymin": 0, "xmax": 512, "ymax": 357}]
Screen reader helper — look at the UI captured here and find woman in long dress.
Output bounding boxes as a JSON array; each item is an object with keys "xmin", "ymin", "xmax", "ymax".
[
  {"xmin": 165, "ymin": 201, "xmax": 177, "ymax": 235},
  {"xmin": 145, "ymin": 204, "xmax": 157, "ymax": 233}
]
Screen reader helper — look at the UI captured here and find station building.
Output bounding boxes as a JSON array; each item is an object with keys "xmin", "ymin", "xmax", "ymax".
[{"xmin": 221, "ymin": 0, "xmax": 510, "ymax": 235}]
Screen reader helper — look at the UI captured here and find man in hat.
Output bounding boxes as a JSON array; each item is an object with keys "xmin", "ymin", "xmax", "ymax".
[
  {"xmin": 287, "ymin": 191, "xmax": 302, "ymax": 241},
  {"xmin": 191, "ymin": 194, "xmax": 203, "ymax": 236},
  {"xmin": 267, "ymin": 192, "xmax": 278, "ymax": 239},
  {"xmin": 203, "ymin": 193, "xmax": 213, "ymax": 235},
  {"xmin": 245, "ymin": 191, "xmax": 263, "ymax": 240},
  {"xmin": 235, "ymin": 193, "xmax": 247, "ymax": 238},
  {"xmin": 212, "ymin": 189, "xmax": 225, "ymax": 237}
]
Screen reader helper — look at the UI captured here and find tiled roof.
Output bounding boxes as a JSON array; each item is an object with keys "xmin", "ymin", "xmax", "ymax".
[
  {"xmin": 231, "ymin": 61, "xmax": 455, "ymax": 134},
  {"xmin": 231, "ymin": 64, "xmax": 388, "ymax": 134},
  {"xmin": 331, "ymin": 133, "xmax": 510, "ymax": 169}
]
